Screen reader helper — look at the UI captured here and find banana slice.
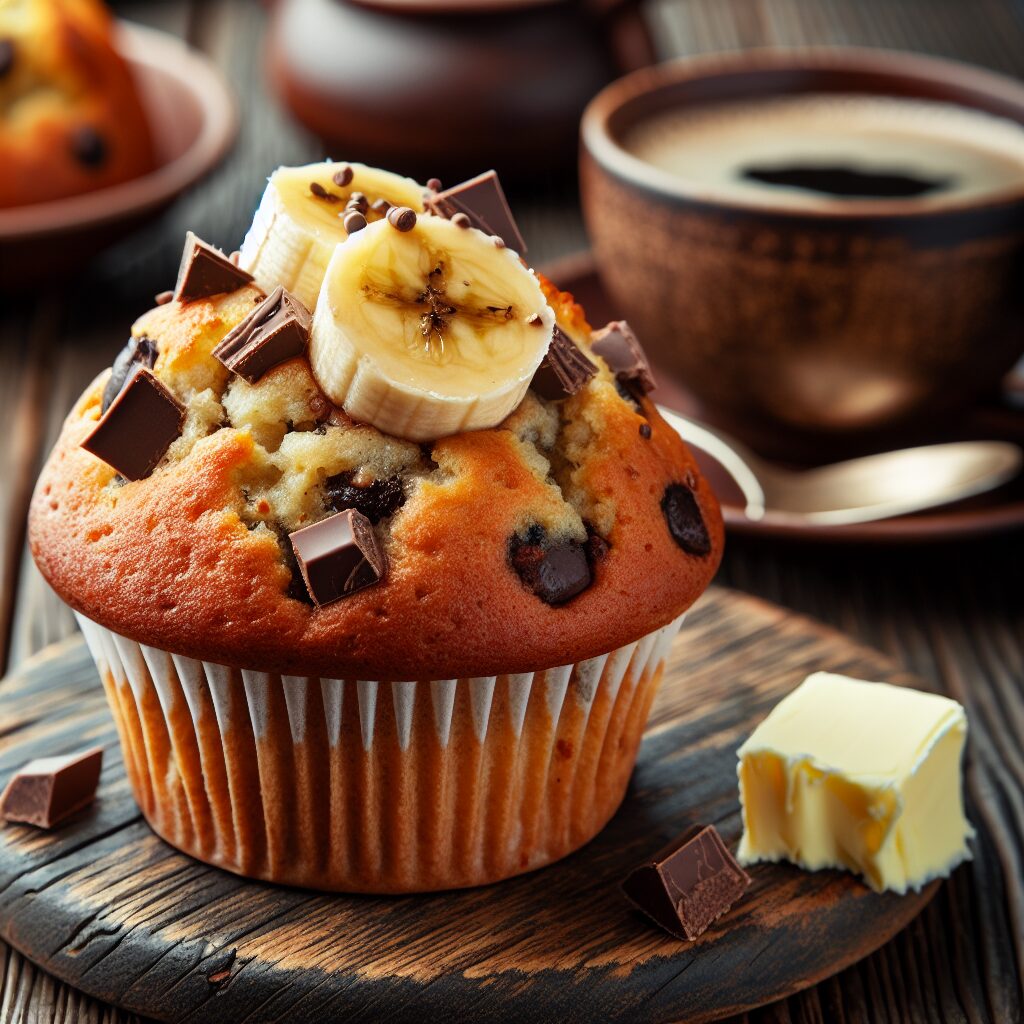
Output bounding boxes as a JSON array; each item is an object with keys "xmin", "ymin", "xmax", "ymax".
[
  {"xmin": 310, "ymin": 215, "xmax": 554, "ymax": 442},
  {"xmin": 239, "ymin": 161, "xmax": 426, "ymax": 311}
]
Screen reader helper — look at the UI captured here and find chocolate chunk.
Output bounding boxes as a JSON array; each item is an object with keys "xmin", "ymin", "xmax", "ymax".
[
  {"xmin": 325, "ymin": 471, "xmax": 406, "ymax": 524},
  {"xmin": 622, "ymin": 825, "xmax": 750, "ymax": 941},
  {"xmin": 333, "ymin": 165, "xmax": 354, "ymax": 188},
  {"xmin": 0, "ymin": 748, "xmax": 103, "ymax": 829},
  {"xmin": 289, "ymin": 509, "xmax": 387, "ymax": 607},
  {"xmin": 0, "ymin": 39, "xmax": 15, "ymax": 78},
  {"xmin": 82, "ymin": 367, "xmax": 184, "ymax": 481},
  {"xmin": 70, "ymin": 125, "xmax": 107, "ymax": 168},
  {"xmin": 212, "ymin": 285, "xmax": 311, "ymax": 383},
  {"xmin": 509, "ymin": 526, "xmax": 592, "ymax": 606},
  {"xmin": 662, "ymin": 483, "xmax": 711, "ymax": 557},
  {"xmin": 102, "ymin": 335, "xmax": 159, "ymax": 413},
  {"xmin": 387, "ymin": 206, "xmax": 417, "ymax": 232},
  {"xmin": 591, "ymin": 320, "xmax": 655, "ymax": 394},
  {"xmin": 639, "ymin": 422, "xmax": 652, "ymax": 439},
  {"xmin": 426, "ymin": 171, "xmax": 527, "ymax": 254},
  {"xmin": 174, "ymin": 231, "xmax": 254, "ymax": 303},
  {"xmin": 531, "ymin": 326, "xmax": 597, "ymax": 401}
]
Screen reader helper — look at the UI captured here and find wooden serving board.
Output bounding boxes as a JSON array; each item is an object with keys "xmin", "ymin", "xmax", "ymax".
[{"xmin": 0, "ymin": 588, "xmax": 940, "ymax": 1024}]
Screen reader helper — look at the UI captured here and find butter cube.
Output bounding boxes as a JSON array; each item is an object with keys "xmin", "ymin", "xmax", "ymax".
[{"xmin": 737, "ymin": 672, "xmax": 973, "ymax": 893}]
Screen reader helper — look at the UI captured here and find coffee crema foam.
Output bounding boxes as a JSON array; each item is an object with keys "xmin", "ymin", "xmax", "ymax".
[{"xmin": 624, "ymin": 94, "xmax": 1024, "ymax": 208}]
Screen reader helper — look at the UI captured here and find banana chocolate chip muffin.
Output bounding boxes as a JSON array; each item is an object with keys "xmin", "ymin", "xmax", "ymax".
[{"xmin": 30, "ymin": 162, "xmax": 723, "ymax": 893}]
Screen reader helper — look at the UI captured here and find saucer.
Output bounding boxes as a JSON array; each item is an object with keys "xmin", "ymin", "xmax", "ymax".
[
  {"xmin": 0, "ymin": 23, "xmax": 236, "ymax": 287},
  {"xmin": 544, "ymin": 250, "xmax": 1024, "ymax": 543}
]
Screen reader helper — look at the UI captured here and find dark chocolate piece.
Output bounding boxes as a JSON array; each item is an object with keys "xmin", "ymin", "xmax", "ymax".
[
  {"xmin": 0, "ymin": 748, "xmax": 103, "ymax": 829},
  {"xmin": 310, "ymin": 181, "xmax": 338, "ymax": 202},
  {"xmin": 387, "ymin": 206, "xmax": 417, "ymax": 232},
  {"xmin": 427, "ymin": 171, "xmax": 527, "ymax": 254},
  {"xmin": 344, "ymin": 210, "xmax": 368, "ymax": 233},
  {"xmin": 102, "ymin": 335, "xmax": 158, "ymax": 413},
  {"xmin": 0, "ymin": 38, "xmax": 15, "ymax": 78},
  {"xmin": 83, "ymin": 367, "xmax": 184, "ymax": 481},
  {"xmin": 212, "ymin": 285, "xmax": 311, "ymax": 383},
  {"xmin": 325, "ymin": 471, "xmax": 406, "ymax": 524},
  {"xmin": 289, "ymin": 509, "xmax": 387, "ymax": 606},
  {"xmin": 622, "ymin": 825, "xmax": 750, "ymax": 941},
  {"xmin": 662, "ymin": 483, "xmax": 711, "ymax": 557},
  {"xmin": 174, "ymin": 231, "xmax": 254, "ymax": 303},
  {"xmin": 508, "ymin": 525, "xmax": 592, "ymax": 606},
  {"xmin": 154, "ymin": 290, "xmax": 174, "ymax": 305},
  {"xmin": 333, "ymin": 165, "xmax": 354, "ymax": 188},
  {"xmin": 591, "ymin": 320, "xmax": 655, "ymax": 394},
  {"xmin": 530, "ymin": 326, "xmax": 597, "ymax": 401},
  {"xmin": 70, "ymin": 125, "xmax": 106, "ymax": 168}
]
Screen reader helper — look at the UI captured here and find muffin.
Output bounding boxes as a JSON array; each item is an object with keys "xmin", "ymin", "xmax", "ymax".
[
  {"xmin": 0, "ymin": 0, "xmax": 155, "ymax": 208},
  {"xmin": 29, "ymin": 163, "xmax": 723, "ymax": 892}
]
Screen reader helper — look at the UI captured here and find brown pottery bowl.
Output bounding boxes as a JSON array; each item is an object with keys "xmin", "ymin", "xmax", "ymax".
[{"xmin": 580, "ymin": 49, "xmax": 1024, "ymax": 454}]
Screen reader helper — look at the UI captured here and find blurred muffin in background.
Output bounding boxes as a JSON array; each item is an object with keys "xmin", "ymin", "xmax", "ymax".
[{"xmin": 0, "ymin": 0, "xmax": 155, "ymax": 208}]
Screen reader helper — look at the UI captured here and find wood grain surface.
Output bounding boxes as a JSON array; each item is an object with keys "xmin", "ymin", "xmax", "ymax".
[
  {"xmin": 0, "ymin": 0, "xmax": 1021, "ymax": 1022},
  {"xmin": 0, "ymin": 591, "xmax": 941, "ymax": 1024}
]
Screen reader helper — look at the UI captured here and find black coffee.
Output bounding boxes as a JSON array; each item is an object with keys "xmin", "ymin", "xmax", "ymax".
[{"xmin": 740, "ymin": 164, "xmax": 951, "ymax": 199}]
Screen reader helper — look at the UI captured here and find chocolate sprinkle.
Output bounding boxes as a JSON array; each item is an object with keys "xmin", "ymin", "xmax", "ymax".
[
  {"xmin": 0, "ymin": 39, "xmax": 14, "ymax": 78},
  {"xmin": 387, "ymin": 206, "xmax": 417, "ymax": 232},
  {"xmin": 333, "ymin": 165, "xmax": 354, "ymax": 188},
  {"xmin": 102, "ymin": 336, "xmax": 159, "ymax": 413},
  {"xmin": 426, "ymin": 171, "xmax": 527, "ymax": 254},
  {"xmin": 508, "ymin": 525, "xmax": 592, "ymax": 606},
  {"xmin": 70, "ymin": 125, "xmax": 107, "ymax": 168},
  {"xmin": 82, "ymin": 367, "xmax": 185, "ymax": 481},
  {"xmin": 212, "ymin": 285, "xmax": 311, "ymax": 383},
  {"xmin": 662, "ymin": 483, "xmax": 711, "ymax": 556},
  {"xmin": 530, "ymin": 326, "xmax": 597, "ymax": 401},
  {"xmin": 289, "ymin": 509, "xmax": 388, "ymax": 607},
  {"xmin": 591, "ymin": 320, "xmax": 655, "ymax": 394},
  {"xmin": 0, "ymin": 748, "xmax": 103, "ymax": 829},
  {"xmin": 622, "ymin": 825, "xmax": 750, "ymax": 941},
  {"xmin": 325, "ymin": 471, "xmax": 406, "ymax": 524},
  {"xmin": 174, "ymin": 232, "xmax": 254, "ymax": 303}
]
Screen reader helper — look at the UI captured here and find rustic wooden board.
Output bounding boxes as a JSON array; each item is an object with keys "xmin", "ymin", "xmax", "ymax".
[{"xmin": 0, "ymin": 588, "xmax": 945, "ymax": 1024}]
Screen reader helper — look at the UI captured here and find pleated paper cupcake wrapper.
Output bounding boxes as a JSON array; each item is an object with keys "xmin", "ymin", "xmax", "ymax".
[{"xmin": 75, "ymin": 611, "xmax": 684, "ymax": 893}]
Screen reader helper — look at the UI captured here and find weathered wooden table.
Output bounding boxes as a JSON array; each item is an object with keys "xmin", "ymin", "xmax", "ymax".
[{"xmin": 1, "ymin": 1, "xmax": 1021, "ymax": 1021}]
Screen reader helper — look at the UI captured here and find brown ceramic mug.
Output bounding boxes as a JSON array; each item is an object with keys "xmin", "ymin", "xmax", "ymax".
[{"xmin": 580, "ymin": 49, "xmax": 1024, "ymax": 455}]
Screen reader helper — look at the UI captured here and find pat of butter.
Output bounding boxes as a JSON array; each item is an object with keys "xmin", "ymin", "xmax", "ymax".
[{"xmin": 737, "ymin": 672, "xmax": 974, "ymax": 893}]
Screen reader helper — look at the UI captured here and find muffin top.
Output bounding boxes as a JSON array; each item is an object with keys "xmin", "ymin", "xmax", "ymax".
[
  {"xmin": 0, "ymin": 0, "xmax": 155, "ymax": 208},
  {"xmin": 30, "ymin": 165, "xmax": 722, "ymax": 680}
]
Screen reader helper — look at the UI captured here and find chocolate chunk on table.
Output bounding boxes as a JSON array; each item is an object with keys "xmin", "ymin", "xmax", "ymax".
[
  {"xmin": 426, "ymin": 171, "xmax": 527, "ymax": 254},
  {"xmin": 591, "ymin": 320, "xmax": 655, "ymax": 394},
  {"xmin": 0, "ymin": 748, "xmax": 103, "ymax": 829},
  {"xmin": 531, "ymin": 326, "xmax": 597, "ymax": 401},
  {"xmin": 82, "ymin": 367, "xmax": 185, "ymax": 481},
  {"xmin": 213, "ymin": 285, "xmax": 311, "ymax": 383},
  {"xmin": 102, "ymin": 335, "xmax": 159, "ymax": 413},
  {"xmin": 662, "ymin": 483, "xmax": 711, "ymax": 557},
  {"xmin": 622, "ymin": 824, "xmax": 750, "ymax": 941},
  {"xmin": 174, "ymin": 231, "xmax": 254, "ymax": 303},
  {"xmin": 289, "ymin": 509, "xmax": 388, "ymax": 606}
]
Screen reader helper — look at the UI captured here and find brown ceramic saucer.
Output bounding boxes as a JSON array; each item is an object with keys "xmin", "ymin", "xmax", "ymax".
[
  {"xmin": 545, "ymin": 250, "xmax": 1024, "ymax": 543},
  {"xmin": 0, "ymin": 23, "xmax": 236, "ymax": 287}
]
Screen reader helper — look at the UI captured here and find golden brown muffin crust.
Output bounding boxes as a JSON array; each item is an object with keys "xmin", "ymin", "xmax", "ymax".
[{"xmin": 30, "ymin": 279, "xmax": 723, "ymax": 680}]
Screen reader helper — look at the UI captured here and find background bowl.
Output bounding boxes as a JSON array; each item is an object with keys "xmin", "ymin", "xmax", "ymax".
[
  {"xmin": 0, "ymin": 23, "xmax": 235, "ymax": 288},
  {"xmin": 580, "ymin": 49, "xmax": 1024, "ymax": 456}
]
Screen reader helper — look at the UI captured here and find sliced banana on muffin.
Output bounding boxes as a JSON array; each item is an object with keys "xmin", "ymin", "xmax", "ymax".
[
  {"xmin": 239, "ymin": 161, "xmax": 426, "ymax": 311},
  {"xmin": 309, "ymin": 213, "xmax": 555, "ymax": 442}
]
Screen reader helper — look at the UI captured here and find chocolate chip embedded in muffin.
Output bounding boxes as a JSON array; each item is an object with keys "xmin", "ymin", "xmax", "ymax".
[
  {"xmin": 509, "ymin": 525, "xmax": 592, "ymax": 606},
  {"xmin": 325, "ymin": 471, "xmax": 406, "ymax": 524},
  {"xmin": 102, "ymin": 336, "xmax": 158, "ymax": 413},
  {"xmin": 70, "ymin": 125, "xmax": 107, "ymax": 168},
  {"xmin": 661, "ymin": 484, "xmax": 711, "ymax": 556}
]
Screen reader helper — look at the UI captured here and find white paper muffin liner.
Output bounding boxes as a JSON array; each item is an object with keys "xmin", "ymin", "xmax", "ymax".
[{"xmin": 75, "ymin": 611, "xmax": 684, "ymax": 893}]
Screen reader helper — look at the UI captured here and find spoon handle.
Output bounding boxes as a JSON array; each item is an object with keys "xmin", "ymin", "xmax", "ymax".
[{"xmin": 657, "ymin": 407, "xmax": 767, "ymax": 520}]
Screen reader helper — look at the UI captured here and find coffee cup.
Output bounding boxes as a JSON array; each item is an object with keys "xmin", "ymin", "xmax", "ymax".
[{"xmin": 581, "ymin": 49, "xmax": 1024, "ymax": 455}]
